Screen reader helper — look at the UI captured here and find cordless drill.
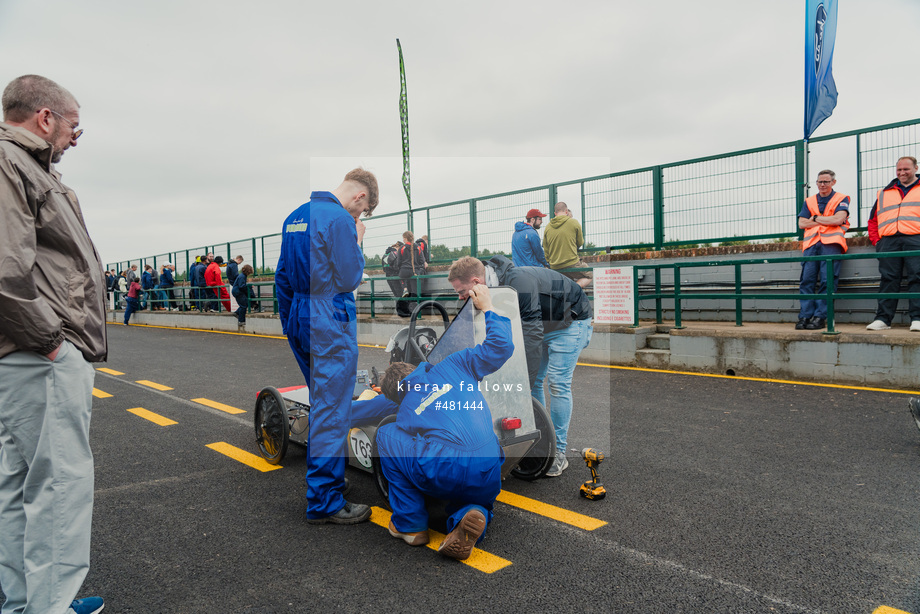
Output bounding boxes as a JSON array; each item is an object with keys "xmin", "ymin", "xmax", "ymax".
[{"xmin": 577, "ymin": 448, "xmax": 607, "ymax": 501}]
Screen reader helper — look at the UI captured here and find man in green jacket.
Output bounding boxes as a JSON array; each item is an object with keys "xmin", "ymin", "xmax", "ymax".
[{"xmin": 543, "ymin": 202, "xmax": 592, "ymax": 289}]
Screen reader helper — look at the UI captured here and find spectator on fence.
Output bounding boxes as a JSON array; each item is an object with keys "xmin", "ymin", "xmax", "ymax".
[
  {"xmin": 150, "ymin": 264, "xmax": 159, "ymax": 309},
  {"xmin": 141, "ymin": 264, "xmax": 155, "ymax": 310},
  {"xmin": 193, "ymin": 254, "xmax": 209, "ymax": 311},
  {"xmin": 232, "ymin": 264, "xmax": 254, "ymax": 331},
  {"xmin": 227, "ymin": 255, "xmax": 243, "ymax": 285},
  {"xmin": 124, "ymin": 276, "xmax": 142, "ymax": 325},
  {"xmin": 398, "ymin": 230, "xmax": 427, "ymax": 300},
  {"xmin": 382, "ymin": 240, "xmax": 412, "ymax": 317},
  {"xmin": 543, "ymin": 202, "xmax": 591, "ymax": 289},
  {"xmin": 512, "ymin": 208, "xmax": 550, "ymax": 268},
  {"xmin": 116, "ymin": 270, "xmax": 128, "ymax": 308},
  {"xmin": 206, "ymin": 255, "xmax": 232, "ymax": 312},
  {"xmin": 159, "ymin": 263, "xmax": 176, "ymax": 310},
  {"xmin": 417, "ymin": 234, "xmax": 431, "ymax": 267},
  {"xmin": 867, "ymin": 156, "xmax": 920, "ymax": 332},
  {"xmin": 795, "ymin": 169, "xmax": 850, "ymax": 331},
  {"xmin": 126, "ymin": 263, "xmax": 138, "ymax": 286}
]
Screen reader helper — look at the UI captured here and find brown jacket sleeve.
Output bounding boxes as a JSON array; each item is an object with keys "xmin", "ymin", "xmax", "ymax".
[{"xmin": 0, "ymin": 155, "xmax": 65, "ymax": 355}]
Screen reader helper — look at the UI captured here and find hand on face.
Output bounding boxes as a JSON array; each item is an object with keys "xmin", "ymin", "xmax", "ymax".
[
  {"xmin": 468, "ymin": 284, "xmax": 493, "ymax": 312},
  {"xmin": 355, "ymin": 218, "xmax": 366, "ymax": 244}
]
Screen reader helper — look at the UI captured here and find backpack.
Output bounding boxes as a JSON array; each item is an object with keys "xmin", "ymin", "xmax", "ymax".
[{"xmin": 383, "ymin": 248, "xmax": 398, "ymax": 270}]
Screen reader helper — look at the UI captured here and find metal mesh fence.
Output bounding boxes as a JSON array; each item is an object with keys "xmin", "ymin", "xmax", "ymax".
[
  {"xmin": 106, "ymin": 118, "xmax": 920, "ymax": 269},
  {"xmin": 857, "ymin": 122, "xmax": 920, "ymax": 226},
  {"xmin": 581, "ymin": 170, "xmax": 655, "ymax": 249},
  {"xmin": 474, "ymin": 189, "xmax": 551, "ymax": 256},
  {"xmin": 662, "ymin": 145, "xmax": 798, "ymax": 245}
]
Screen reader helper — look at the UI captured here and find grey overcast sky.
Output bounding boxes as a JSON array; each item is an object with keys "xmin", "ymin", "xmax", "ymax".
[{"xmin": 2, "ymin": 0, "xmax": 919, "ymax": 264}]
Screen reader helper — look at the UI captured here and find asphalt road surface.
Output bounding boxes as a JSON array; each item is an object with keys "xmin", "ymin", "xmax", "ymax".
[{"xmin": 2, "ymin": 322, "xmax": 919, "ymax": 614}]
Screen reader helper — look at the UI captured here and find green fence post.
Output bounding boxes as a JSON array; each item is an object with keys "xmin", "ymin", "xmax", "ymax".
[
  {"xmin": 824, "ymin": 255, "xmax": 839, "ymax": 335},
  {"xmin": 470, "ymin": 199, "xmax": 478, "ymax": 258},
  {"xmin": 673, "ymin": 264, "xmax": 683, "ymax": 329},
  {"xmin": 855, "ymin": 133, "xmax": 863, "ymax": 226},
  {"xmin": 632, "ymin": 266, "xmax": 640, "ymax": 327},
  {"xmin": 654, "ymin": 268, "xmax": 662, "ymax": 324},
  {"xmin": 735, "ymin": 263, "xmax": 743, "ymax": 326},
  {"xmin": 795, "ymin": 140, "xmax": 807, "ymax": 240},
  {"xmin": 652, "ymin": 165, "xmax": 663, "ymax": 250}
]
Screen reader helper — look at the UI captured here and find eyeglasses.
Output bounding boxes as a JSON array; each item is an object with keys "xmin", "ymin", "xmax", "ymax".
[
  {"xmin": 47, "ymin": 109, "xmax": 84, "ymax": 141},
  {"xmin": 816, "ymin": 180, "xmax": 833, "ymax": 185}
]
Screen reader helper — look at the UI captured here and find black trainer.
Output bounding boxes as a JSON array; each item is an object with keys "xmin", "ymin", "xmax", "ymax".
[
  {"xmin": 795, "ymin": 318, "xmax": 808, "ymax": 330},
  {"xmin": 306, "ymin": 501, "xmax": 371, "ymax": 525},
  {"xmin": 804, "ymin": 317, "xmax": 826, "ymax": 330},
  {"xmin": 909, "ymin": 398, "xmax": 920, "ymax": 435}
]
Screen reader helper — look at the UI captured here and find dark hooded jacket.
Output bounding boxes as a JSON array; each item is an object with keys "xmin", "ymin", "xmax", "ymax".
[{"xmin": 486, "ymin": 255, "xmax": 592, "ymax": 386}]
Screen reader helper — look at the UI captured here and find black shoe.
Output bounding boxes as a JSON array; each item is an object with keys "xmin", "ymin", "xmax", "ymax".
[
  {"xmin": 909, "ymin": 398, "xmax": 920, "ymax": 434},
  {"xmin": 804, "ymin": 317, "xmax": 826, "ymax": 330},
  {"xmin": 306, "ymin": 501, "xmax": 371, "ymax": 525},
  {"xmin": 795, "ymin": 318, "xmax": 808, "ymax": 330}
]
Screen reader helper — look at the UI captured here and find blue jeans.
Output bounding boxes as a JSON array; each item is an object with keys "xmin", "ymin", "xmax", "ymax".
[
  {"xmin": 798, "ymin": 242, "xmax": 843, "ymax": 319},
  {"xmin": 124, "ymin": 297, "xmax": 139, "ymax": 324},
  {"xmin": 531, "ymin": 319, "xmax": 593, "ymax": 454}
]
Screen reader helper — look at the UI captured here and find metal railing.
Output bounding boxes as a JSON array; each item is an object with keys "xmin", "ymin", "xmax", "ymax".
[
  {"xmin": 109, "ymin": 281, "xmax": 275, "ymax": 314},
  {"xmin": 632, "ymin": 250, "xmax": 920, "ymax": 334},
  {"xmin": 107, "ymin": 117, "xmax": 920, "ymax": 277}
]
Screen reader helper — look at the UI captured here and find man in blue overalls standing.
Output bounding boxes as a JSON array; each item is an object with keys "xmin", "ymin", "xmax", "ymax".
[
  {"xmin": 275, "ymin": 168, "xmax": 378, "ymax": 524},
  {"xmin": 375, "ymin": 285, "xmax": 514, "ymax": 560}
]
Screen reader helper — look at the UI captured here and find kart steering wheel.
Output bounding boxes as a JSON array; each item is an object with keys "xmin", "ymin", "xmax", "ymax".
[{"xmin": 406, "ymin": 300, "xmax": 450, "ymax": 364}]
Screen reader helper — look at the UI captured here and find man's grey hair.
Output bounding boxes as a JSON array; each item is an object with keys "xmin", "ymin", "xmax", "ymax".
[
  {"xmin": 2, "ymin": 75, "xmax": 79, "ymax": 123},
  {"xmin": 817, "ymin": 169, "xmax": 835, "ymax": 180}
]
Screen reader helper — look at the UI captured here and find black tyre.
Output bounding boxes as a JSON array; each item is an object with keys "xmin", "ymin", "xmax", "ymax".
[
  {"xmin": 371, "ymin": 414, "xmax": 397, "ymax": 505},
  {"xmin": 254, "ymin": 387, "xmax": 289, "ymax": 464},
  {"xmin": 510, "ymin": 398, "xmax": 556, "ymax": 481}
]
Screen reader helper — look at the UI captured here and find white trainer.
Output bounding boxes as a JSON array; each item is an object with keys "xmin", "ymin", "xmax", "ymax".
[
  {"xmin": 866, "ymin": 320, "xmax": 891, "ymax": 331},
  {"xmin": 911, "ymin": 321, "xmax": 920, "ymax": 332}
]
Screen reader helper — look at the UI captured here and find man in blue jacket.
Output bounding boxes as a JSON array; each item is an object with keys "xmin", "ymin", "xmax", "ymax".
[
  {"xmin": 374, "ymin": 284, "xmax": 513, "ymax": 560},
  {"xmin": 275, "ymin": 168, "xmax": 378, "ymax": 524},
  {"xmin": 449, "ymin": 255, "xmax": 592, "ymax": 478},
  {"xmin": 511, "ymin": 208, "xmax": 550, "ymax": 268}
]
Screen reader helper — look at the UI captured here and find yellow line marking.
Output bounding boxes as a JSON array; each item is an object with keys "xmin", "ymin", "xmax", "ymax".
[
  {"xmin": 127, "ymin": 407, "xmax": 177, "ymax": 426},
  {"xmin": 108, "ymin": 320, "xmax": 920, "ymax": 396},
  {"xmin": 369, "ymin": 506, "xmax": 511, "ymax": 573},
  {"xmin": 206, "ymin": 442, "xmax": 281, "ymax": 472},
  {"xmin": 92, "ymin": 388, "xmax": 112, "ymax": 399},
  {"xmin": 873, "ymin": 607, "xmax": 913, "ymax": 614},
  {"xmin": 192, "ymin": 398, "xmax": 246, "ymax": 415},
  {"xmin": 578, "ymin": 362, "xmax": 920, "ymax": 396},
  {"xmin": 135, "ymin": 379, "xmax": 173, "ymax": 391},
  {"xmin": 96, "ymin": 367, "xmax": 124, "ymax": 375},
  {"xmin": 496, "ymin": 490, "xmax": 607, "ymax": 531}
]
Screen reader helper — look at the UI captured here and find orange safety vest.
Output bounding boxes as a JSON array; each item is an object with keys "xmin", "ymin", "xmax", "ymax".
[
  {"xmin": 802, "ymin": 192, "xmax": 850, "ymax": 252},
  {"xmin": 876, "ymin": 182, "xmax": 920, "ymax": 238}
]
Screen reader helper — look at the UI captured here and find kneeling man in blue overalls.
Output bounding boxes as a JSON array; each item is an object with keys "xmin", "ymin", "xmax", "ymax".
[{"xmin": 374, "ymin": 284, "xmax": 513, "ymax": 560}]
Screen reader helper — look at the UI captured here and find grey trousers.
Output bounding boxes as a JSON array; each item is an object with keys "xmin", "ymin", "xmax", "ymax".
[{"xmin": 0, "ymin": 341, "xmax": 95, "ymax": 614}]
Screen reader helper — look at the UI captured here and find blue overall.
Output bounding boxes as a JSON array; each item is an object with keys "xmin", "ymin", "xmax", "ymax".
[
  {"xmin": 376, "ymin": 311, "xmax": 513, "ymax": 538},
  {"xmin": 275, "ymin": 191, "xmax": 364, "ymax": 519}
]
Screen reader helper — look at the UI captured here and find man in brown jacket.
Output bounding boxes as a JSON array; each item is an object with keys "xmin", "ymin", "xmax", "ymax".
[{"xmin": 0, "ymin": 75, "xmax": 106, "ymax": 614}]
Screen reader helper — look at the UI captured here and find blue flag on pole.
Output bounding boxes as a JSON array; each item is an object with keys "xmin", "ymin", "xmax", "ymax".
[{"xmin": 804, "ymin": 0, "xmax": 838, "ymax": 139}]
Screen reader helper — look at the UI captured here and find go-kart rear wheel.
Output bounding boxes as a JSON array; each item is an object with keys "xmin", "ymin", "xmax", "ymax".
[
  {"xmin": 510, "ymin": 398, "xmax": 555, "ymax": 481},
  {"xmin": 371, "ymin": 414, "xmax": 397, "ymax": 505},
  {"xmin": 254, "ymin": 387, "xmax": 289, "ymax": 464}
]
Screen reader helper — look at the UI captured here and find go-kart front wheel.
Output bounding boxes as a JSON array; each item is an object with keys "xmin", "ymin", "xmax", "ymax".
[
  {"xmin": 254, "ymin": 387, "xmax": 289, "ymax": 464},
  {"xmin": 371, "ymin": 414, "xmax": 397, "ymax": 505}
]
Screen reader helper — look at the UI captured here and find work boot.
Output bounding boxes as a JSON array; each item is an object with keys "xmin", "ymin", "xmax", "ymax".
[
  {"xmin": 438, "ymin": 508, "xmax": 485, "ymax": 560},
  {"xmin": 795, "ymin": 318, "xmax": 808, "ymax": 330},
  {"xmin": 306, "ymin": 501, "xmax": 371, "ymax": 525},
  {"xmin": 804, "ymin": 317, "xmax": 826, "ymax": 330},
  {"xmin": 388, "ymin": 520, "xmax": 430, "ymax": 546}
]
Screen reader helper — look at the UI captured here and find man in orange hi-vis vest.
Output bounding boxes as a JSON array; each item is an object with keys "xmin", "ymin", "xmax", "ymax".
[
  {"xmin": 796, "ymin": 169, "xmax": 850, "ymax": 330},
  {"xmin": 866, "ymin": 156, "xmax": 920, "ymax": 332}
]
